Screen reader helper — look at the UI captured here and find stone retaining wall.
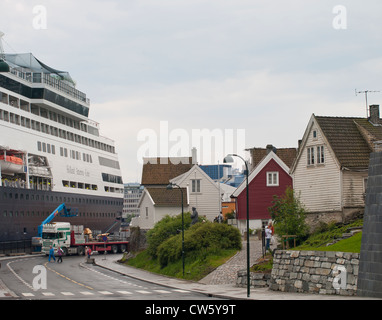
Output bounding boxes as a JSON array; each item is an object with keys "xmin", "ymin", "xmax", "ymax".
[
  {"xmin": 270, "ymin": 250, "xmax": 359, "ymax": 296},
  {"xmin": 236, "ymin": 270, "xmax": 271, "ymax": 288}
]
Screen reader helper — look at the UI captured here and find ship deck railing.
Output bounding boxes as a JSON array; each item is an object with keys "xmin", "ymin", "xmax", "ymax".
[{"xmin": 9, "ymin": 67, "xmax": 90, "ymax": 106}]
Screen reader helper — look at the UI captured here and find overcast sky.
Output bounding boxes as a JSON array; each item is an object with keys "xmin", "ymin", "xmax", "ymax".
[{"xmin": 2, "ymin": 1, "xmax": 382, "ymax": 182}]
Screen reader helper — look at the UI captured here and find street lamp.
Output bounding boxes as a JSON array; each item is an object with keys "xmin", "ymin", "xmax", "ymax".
[
  {"xmin": 224, "ymin": 153, "xmax": 250, "ymax": 298},
  {"xmin": 166, "ymin": 182, "xmax": 185, "ymax": 277}
]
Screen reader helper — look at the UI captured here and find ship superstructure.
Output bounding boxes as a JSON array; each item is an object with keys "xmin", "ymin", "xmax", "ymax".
[{"xmin": 0, "ymin": 33, "xmax": 124, "ymax": 241}]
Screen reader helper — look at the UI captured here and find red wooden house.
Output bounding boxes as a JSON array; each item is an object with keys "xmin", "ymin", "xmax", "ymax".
[{"xmin": 231, "ymin": 146, "xmax": 296, "ymax": 233}]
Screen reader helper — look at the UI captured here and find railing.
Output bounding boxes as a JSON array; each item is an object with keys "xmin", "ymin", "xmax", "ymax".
[
  {"xmin": 0, "ymin": 239, "xmax": 33, "ymax": 255},
  {"xmin": 9, "ymin": 67, "xmax": 90, "ymax": 105}
]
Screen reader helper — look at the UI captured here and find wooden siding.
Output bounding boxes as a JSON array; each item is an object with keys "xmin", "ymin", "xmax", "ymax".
[
  {"xmin": 136, "ymin": 191, "xmax": 155, "ymax": 230},
  {"xmin": 293, "ymin": 121, "xmax": 342, "ymax": 212},
  {"xmin": 174, "ymin": 166, "xmax": 220, "ymax": 222},
  {"xmin": 236, "ymin": 159, "xmax": 292, "ymax": 220},
  {"xmin": 342, "ymin": 171, "xmax": 367, "ymax": 207},
  {"xmin": 135, "ymin": 191, "xmax": 189, "ymax": 230}
]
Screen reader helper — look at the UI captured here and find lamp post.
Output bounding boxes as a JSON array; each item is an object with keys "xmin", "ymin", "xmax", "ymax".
[
  {"xmin": 224, "ymin": 153, "xmax": 250, "ymax": 298},
  {"xmin": 166, "ymin": 182, "xmax": 185, "ymax": 277}
]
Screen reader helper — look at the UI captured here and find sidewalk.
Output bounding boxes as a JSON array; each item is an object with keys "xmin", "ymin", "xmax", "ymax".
[{"xmin": 94, "ymin": 251, "xmax": 369, "ymax": 300}]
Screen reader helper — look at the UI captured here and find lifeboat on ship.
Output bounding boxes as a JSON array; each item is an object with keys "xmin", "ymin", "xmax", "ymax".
[{"xmin": 0, "ymin": 152, "xmax": 25, "ymax": 174}]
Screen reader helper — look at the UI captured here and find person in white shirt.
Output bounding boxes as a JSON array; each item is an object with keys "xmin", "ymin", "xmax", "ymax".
[{"xmin": 265, "ymin": 224, "xmax": 273, "ymax": 253}]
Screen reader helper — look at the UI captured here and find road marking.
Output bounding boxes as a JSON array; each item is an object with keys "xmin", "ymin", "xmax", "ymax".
[
  {"xmin": 99, "ymin": 291, "xmax": 113, "ymax": 295},
  {"xmin": 42, "ymin": 292, "xmax": 55, "ymax": 296},
  {"xmin": 172, "ymin": 289, "xmax": 190, "ymax": 293},
  {"xmin": 22, "ymin": 293, "xmax": 35, "ymax": 297},
  {"xmin": 136, "ymin": 290, "xmax": 151, "ymax": 294},
  {"xmin": 153, "ymin": 290, "xmax": 171, "ymax": 294},
  {"xmin": 80, "ymin": 291, "xmax": 94, "ymax": 296},
  {"xmin": 61, "ymin": 292, "xmax": 75, "ymax": 296},
  {"xmin": 7, "ymin": 260, "xmax": 35, "ymax": 291},
  {"xmin": 117, "ymin": 290, "xmax": 133, "ymax": 295},
  {"xmin": 44, "ymin": 262, "xmax": 93, "ymax": 290}
]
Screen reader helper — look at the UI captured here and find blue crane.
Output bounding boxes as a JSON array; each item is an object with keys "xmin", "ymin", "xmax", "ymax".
[{"xmin": 37, "ymin": 203, "xmax": 78, "ymax": 238}]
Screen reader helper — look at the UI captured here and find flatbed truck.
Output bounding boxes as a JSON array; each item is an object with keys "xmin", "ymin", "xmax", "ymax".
[{"xmin": 41, "ymin": 222, "xmax": 129, "ymax": 256}]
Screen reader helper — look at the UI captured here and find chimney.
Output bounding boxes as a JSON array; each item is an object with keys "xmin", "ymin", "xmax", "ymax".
[
  {"xmin": 266, "ymin": 144, "xmax": 277, "ymax": 154},
  {"xmin": 369, "ymin": 105, "xmax": 380, "ymax": 126},
  {"xmin": 191, "ymin": 147, "xmax": 197, "ymax": 165}
]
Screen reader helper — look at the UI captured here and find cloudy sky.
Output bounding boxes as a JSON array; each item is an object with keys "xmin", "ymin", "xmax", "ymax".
[{"xmin": 2, "ymin": 0, "xmax": 382, "ymax": 182}]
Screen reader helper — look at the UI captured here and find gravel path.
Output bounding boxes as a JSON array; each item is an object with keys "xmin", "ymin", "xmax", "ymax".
[{"xmin": 199, "ymin": 239, "xmax": 266, "ymax": 285}]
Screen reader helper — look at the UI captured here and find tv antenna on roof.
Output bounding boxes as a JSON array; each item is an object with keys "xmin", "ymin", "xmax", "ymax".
[{"xmin": 355, "ymin": 89, "xmax": 381, "ymax": 117}]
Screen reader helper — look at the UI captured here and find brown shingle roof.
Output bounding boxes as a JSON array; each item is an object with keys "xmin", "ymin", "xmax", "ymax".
[
  {"xmin": 146, "ymin": 187, "xmax": 188, "ymax": 207},
  {"xmin": 315, "ymin": 116, "xmax": 382, "ymax": 169},
  {"xmin": 249, "ymin": 146, "xmax": 297, "ymax": 169},
  {"xmin": 141, "ymin": 157, "xmax": 193, "ymax": 185}
]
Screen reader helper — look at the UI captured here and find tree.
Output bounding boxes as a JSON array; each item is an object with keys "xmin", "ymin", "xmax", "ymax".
[{"xmin": 268, "ymin": 186, "xmax": 309, "ymax": 243}]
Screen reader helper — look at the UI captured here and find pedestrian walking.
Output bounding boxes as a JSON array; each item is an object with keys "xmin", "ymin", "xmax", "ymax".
[
  {"xmin": 87, "ymin": 246, "xmax": 92, "ymax": 259},
  {"xmin": 265, "ymin": 224, "xmax": 273, "ymax": 254},
  {"xmin": 48, "ymin": 245, "xmax": 56, "ymax": 262},
  {"xmin": 57, "ymin": 247, "xmax": 63, "ymax": 263}
]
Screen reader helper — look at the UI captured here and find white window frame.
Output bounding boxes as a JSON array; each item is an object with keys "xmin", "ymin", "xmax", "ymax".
[
  {"xmin": 317, "ymin": 145, "xmax": 325, "ymax": 164},
  {"xmin": 191, "ymin": 179, "xmax": 201, "ymax": 193},
  {"xmin": 267, "ymin": 172, "xmax": 279, "ymax": 187},
  {"xmin": 307, "ymin": 147, "xmax": 315, "ymax": 165}
]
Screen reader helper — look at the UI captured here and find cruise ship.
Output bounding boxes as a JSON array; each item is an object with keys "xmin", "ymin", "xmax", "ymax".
[{"xmin": 0, "ymin": 33, "xmax": 124, "ymax": 242}]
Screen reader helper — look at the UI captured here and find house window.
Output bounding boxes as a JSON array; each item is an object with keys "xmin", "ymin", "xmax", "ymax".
[
  {"xmin": 307, "ymin": 147, "xmax": 315, "ymax": 165},
  {"xmin": 191, "ymin": 179, "xmax": 201, "ymax": 193},
  {"xmin": 267, "ymin": 172, "xmax": 279, "ymax": 186},
  {"xmin": 313, "ymin": 130, "xmax": 317, "ymax": 139},
  {"xmin": 317, "ymin": 146, "xmax": 325, "ymax": 164},
  {"xmin": 145, "ymin": 207, "xmax": 149, "ymax": 219}
]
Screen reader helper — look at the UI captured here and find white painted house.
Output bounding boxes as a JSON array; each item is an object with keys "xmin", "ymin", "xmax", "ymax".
[
  {"xmin": 132, "ymin": 155, "xmax": 221, "ymax": 230},
  {"xmin": 170, "ymin": 164, "xmax": 221, "ymax": 222},
  {"xmin": 133, "ymin": 187, "xmax": 189, "ymax": 230},
  {"xmin": 291, "ymin": 106, "xmax": 382, "ymax": 226}
]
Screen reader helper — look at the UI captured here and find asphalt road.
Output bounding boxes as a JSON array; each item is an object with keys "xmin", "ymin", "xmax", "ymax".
[{"xmin": 0, "ymin": 255, "xmax": 222, "ymax": 300}]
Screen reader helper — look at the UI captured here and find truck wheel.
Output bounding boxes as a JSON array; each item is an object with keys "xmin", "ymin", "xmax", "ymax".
[
  {"xmin": 78, "ymin": 246, "xmax": 85, "ymax": 256},
  {"xmin": 62, "ymin": 247, "xmax": 68, "ymax": 256},
  {"xmin": 119, "ymin": 244, "xmax": 127, "ymax": 253},
  {"xmin": 111, "ymin": 245, "xmax": 118, "ymax": 254}
]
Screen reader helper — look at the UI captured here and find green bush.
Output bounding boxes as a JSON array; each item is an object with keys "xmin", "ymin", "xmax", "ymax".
[
  {"xmin": 157, "ymin": 222, "xmax": 241, "ymax": 268},
  {"xmin": 146, "ymin": 213, "xmax": 192, "ymax": 258}
]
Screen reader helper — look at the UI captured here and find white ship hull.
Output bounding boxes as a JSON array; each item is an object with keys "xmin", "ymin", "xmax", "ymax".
[{"xmin": 0, "ymin": 44, "xmax": 125, "ymax": 242}]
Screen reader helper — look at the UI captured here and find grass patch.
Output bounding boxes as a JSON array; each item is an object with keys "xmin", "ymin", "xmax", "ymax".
[
  {"xmin": 312, "ymin": 232, "xmax": 362, "ymax": 253},
  {"xmin": 293, "ymin": 218, "xmax": 363, "ymax": 253},
  {"xmin": 126, "ymin": 248, "xmax": 238, "ymax": 281},
  {"xmin": 250, "ymin": 254, "xmax": 273, "ymax": 273}
]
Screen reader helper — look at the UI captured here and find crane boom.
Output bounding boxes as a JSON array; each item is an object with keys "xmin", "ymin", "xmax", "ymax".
[{"xmin": 37, "ymin": 203, "xmax": 78, "ymax": 237}]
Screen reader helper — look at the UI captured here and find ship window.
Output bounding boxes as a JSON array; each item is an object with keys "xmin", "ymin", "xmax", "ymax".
[
  {"xmin": 20, "ymin": 100, "xmax": 29, "ymax": 112},
  {"xmin": 37, "ymin": 141, "xmax": 42, "ymax": 151},
  {"xmin": 63, "ymin": 181, "xmax": 69, "ymax": 188},
  {"xmin": 31, "ymin": 105, "xmax": 39, "ymax": 115},
  {"xmin": 40, "ymin": 108, "xmax": 48, "ymax": 119}
]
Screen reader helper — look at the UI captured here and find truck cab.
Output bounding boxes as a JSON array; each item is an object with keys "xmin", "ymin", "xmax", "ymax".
[{"xmin": 42, "ymin": 222, "xmax": 71, "ymax": 255}]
